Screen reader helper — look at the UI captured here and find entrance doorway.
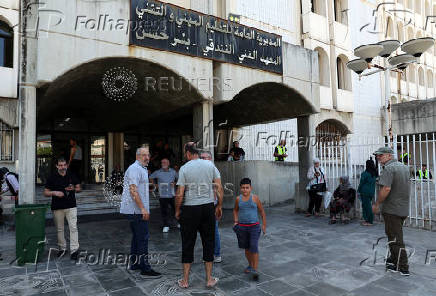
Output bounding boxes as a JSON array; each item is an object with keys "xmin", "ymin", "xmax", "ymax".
[
  {"xmin": 36, "ymin": 133, "xmax": 107, "ymax": 184},
  {"xmin": 90, "ymin": 136, "xmax": 106, "ymax": 184}
]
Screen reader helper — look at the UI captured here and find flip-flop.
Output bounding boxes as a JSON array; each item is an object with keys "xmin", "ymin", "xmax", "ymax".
[
  {"xmin": 206, "ymin": 277, "xmax": 219, "ymax": 288},
  {"xmin": 177, "ymin": 279, "xmax": 189, "ymax": 289}
]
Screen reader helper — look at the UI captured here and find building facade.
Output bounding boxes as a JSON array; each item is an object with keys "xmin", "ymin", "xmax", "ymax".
[{"xmin": 1, "ymin": 0, "xmax": 435, "ymax": 207}]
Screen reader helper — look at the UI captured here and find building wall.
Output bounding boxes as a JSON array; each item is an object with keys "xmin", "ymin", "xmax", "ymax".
[
  {"xmin": 215, "ymin": 160, "xmax": 299, "ymax": 208},
  {"xmin": 0, "ymin": 1, "xmax": 18, "ymax": 99},
  {"xmin": 349, "ymin": 0, "xmax": 384, "ymax": 138},
  {"xmin": 0, "ymin": 0, "xmax": 19, "ymax": 169}
]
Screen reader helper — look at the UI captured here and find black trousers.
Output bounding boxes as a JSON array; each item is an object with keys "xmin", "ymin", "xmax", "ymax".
[
  {"xmin": 307, "ymin": 190, "xmax": 322, "ymax": 214},
  {"xmin": 383, "ymin": 213, "xmax": 409, "ymax": 270},
  {"xmin": 159, "ymin": 197, "xmax": 175, "ymax": 227},
  {"xmin": 69, "ymin": 160, "xmax": 82, "ymax": 182},
  {"xmin": 180, "ymin": 202, "xmax": 215, "ymax": 263}
]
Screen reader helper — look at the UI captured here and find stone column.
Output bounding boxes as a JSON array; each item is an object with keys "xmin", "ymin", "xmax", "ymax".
[
  {"xmin": 193, "ymin": 100, "xmax": 214, "ymax": 159},
  {"xmin": 18, "ymin": 1, "xmax": 39, "ymax": 204},
  {"xmin": 296, "ymin": 115, "xmax": 316, "ymax": 212}
]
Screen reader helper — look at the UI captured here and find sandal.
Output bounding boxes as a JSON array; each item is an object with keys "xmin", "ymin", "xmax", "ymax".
[
  {"xmin": 305, "ymin": 213, "xmax": 312, "ymax": 217},
  {"xmin": 177, "ymin": 279, "xmax": 189, "ymax": 289},
  {"xmin": 206, "ymin": 277, "xmax": 219, "ymax": 288},
  {"xmin": 244, "ymin": 266, "xmax": 253, "ymax": 273}
]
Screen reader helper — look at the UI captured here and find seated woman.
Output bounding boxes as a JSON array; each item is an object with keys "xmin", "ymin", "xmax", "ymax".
[{"xmin": 329, "ymin": 176, "xmax": 356, "ymax": 224}]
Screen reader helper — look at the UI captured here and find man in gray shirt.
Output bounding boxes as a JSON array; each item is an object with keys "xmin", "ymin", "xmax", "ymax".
[
  {"xmin": 372, "ymin": 147, "xmax": 411, "ymax": 276},
  {"xmin": 150, "ymin": 158, "xmax": 178, "ymax": 233},
  {"xmin": 175, "ymin": 142, "xmax": 223, "ymax": 288}
]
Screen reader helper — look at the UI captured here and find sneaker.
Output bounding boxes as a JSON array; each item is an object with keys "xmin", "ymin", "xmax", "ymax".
[
  {"xmin": 177, "ymin": 223, "xmax": 181, "ymax": 228},
  {"xmin": 130, "ymin": 264, "xmax": 141, "ymax": 271},
  {"xmin": 213, "ymin": 256, "xmax": 222, "ymax": 263},
  {"xmin": 57, "ymin": 250, "xmax": 66, "ymax": 258},
  {"xmin": 399, "ymin": 269, "xmax": 410, "ymax": 276},
  {"xmin": 141, "ymin": 269, "xmax": 162, "ymax": 277},
  {"xmin": 386, "ymin": 264, "xmax": 399, "ymax": 273},
  {"xmin": 244, "ymin": 266, "xmax": 254, "ymax": 274},
  {"xmin": 70, "ymin": 250, "xmax": 80, "ymax": 261},
  {"xmin": 162, "ymin": 226, "xmax": 169, "ymax": 233},
  {"xmin": 386, "ymin": 258, "xmax": 395, "ymax": 267}
]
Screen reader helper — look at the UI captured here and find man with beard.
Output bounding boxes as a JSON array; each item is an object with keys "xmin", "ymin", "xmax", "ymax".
[{"xmin": 44, "ymin": 158, "xmax": 81, "ymax": 259}]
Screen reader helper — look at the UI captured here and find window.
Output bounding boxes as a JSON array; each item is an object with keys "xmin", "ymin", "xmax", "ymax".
[
  {"xmin": 415, "ymin": 0, "xmax": 421, "ymax": 14},
  {"xmin": 427, "ymin": 70, "xmax": 433, "ymax": 88},
  {"xmin": 334, "ymin": 0, "xmax": 348, "ymax": 25},
  {"xmin": 418, "ymin": 67, "xmax": 425, "ymax": 86},
  {"xmin": 337, "ymin": 56, "xmax": 351, "ymax": 90},
  {"xmin": 0, "ymin": 21, "xmax": 13, "ymax": 68},
  {"xmin": 397, "ymin": 23, "xmax": 404, "ymax": 42},
  {"xmin": 311, "ymin": 0, "xmax": 326, "ymax": 16},
  {"xmin": 0, "ymin": 121, "xmax": 13, "ymax": 161},
  {"xmin": 315, "ymin": 47, "xmax": 330, "ymax": 87},
  {"xmin": 386, "ymin": 17, "xmax": 394, "ymax": 38}
]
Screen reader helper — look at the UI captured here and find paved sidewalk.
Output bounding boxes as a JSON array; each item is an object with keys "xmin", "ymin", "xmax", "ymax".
[{"xmin": 0, "ymin": 203, "xmax": 435, "ymax": 296}]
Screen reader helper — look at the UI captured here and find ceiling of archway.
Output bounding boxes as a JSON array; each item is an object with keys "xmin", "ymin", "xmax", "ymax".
[{"xmin": 37, "ymin": 57, "xmax": 205, "ymax": 131}]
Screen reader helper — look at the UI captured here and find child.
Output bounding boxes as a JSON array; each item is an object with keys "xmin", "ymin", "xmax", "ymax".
[{"xmin": 233, "ymin": 178, "xmax": 266, "ymax": 281}]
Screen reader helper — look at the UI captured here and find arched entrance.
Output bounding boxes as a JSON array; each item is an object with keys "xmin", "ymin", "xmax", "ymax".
[
  {"xmin": 213, "ymin": 82, "xmax": 317, "ymax": 160},
  {"xmin": 36, "ymin": 57, "xmax": 205, "ymax": 184}
]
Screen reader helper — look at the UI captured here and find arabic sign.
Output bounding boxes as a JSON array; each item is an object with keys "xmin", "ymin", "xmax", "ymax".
[{"xmin": 130, "ymin": 0, "xmax": 283, "ymax": 74}]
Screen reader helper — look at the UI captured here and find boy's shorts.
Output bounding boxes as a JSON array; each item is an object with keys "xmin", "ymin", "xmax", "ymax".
[{"xmin": 233, "ymin": 223, "xmax": 261, "ymax": 253}]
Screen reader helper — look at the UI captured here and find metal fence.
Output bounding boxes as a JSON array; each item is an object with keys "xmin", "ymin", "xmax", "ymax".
[{"xmin": 315, "ymin": 134, "xmax": 436, "ymax": 230}]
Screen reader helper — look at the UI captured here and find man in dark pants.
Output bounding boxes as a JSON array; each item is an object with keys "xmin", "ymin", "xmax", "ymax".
[
  {"xmin": 372, "ymin": 147, "xmax": 411, "ymax": 276},
  {"xmin": 175, "ymin": 142, "xmax": 223, "ymax": 288},
  {"xmin": 120, "ymin": 147, "xmax": 161, "ymax": 277},
  {"xmin": 150, "ymin": 158, "xmax": 178, "ymax": 233}
]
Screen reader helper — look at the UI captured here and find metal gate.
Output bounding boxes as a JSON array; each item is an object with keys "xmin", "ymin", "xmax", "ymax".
[{"xmin": 316, "ymin": 134, "xmax": 436, "ymax": 230}]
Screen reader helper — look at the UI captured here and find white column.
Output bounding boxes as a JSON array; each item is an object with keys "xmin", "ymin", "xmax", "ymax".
[
  {"xmin": 296, "ymin": 115, "xmax": 316, "ymax": 212},
  {"xmin": 193, "ymin": 100, "xmax": 214, "ymax": 159},
  {"xmin": 18, "ymin": 0, "xmax": 39, "ymax": 204}
]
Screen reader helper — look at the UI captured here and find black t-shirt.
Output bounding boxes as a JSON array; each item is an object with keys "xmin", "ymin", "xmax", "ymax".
[
  {"xmin": 230, "ymin": 147, "xmax": 245, "ymax": 160},
  {"xmin": 45, "ymin": 172, "xmax": 79, "ymax": 210}
]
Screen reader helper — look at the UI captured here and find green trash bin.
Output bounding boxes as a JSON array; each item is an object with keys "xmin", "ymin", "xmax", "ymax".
[{"xmin": 14, "ymin": 204, "xmax": 49, "ymax": 266}]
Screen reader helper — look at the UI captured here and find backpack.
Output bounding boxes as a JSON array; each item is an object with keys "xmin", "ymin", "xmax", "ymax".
[{"xmin": 5, "ymin": 172, "xmax": 19, "ymax": 196}]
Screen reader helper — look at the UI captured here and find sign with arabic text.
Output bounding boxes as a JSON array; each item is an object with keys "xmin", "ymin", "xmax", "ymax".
[{"xmin": 130, "ymin": 0, "xmax": 283, "ymax": 74}]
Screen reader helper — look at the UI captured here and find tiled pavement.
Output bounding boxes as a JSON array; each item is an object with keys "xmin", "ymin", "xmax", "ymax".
[{"xmin": 1, "ymin": 203, "xmax": 436, "ymax": 296}]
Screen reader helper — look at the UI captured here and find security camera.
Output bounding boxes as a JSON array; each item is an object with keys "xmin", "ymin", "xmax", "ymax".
[
  {"xmin": 401, "ymin": 37, "xmax": 435, "ymax": 57},
  {"xmin": 354, "ymin": 44, "xmax": 384, "ymax": 62},
  {"xmin": 346, "ymin": 59, "xmax": 368, "ymax": 74}
]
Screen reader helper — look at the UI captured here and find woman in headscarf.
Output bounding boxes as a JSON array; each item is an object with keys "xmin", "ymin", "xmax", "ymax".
[
  {"xmin": 358, "ymin": 159, "xmax": 377, "ymax": 226},
  {"xmin": 306, "ymin": 157, "xmax": 326, "ymax": 217},
  {"xmin": 329, "ymin": 176, "xmax": 355, "ymax": 224}
]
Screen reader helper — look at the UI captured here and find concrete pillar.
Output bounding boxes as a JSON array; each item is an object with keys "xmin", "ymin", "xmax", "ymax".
[
  {"xmin": 296, "ymin": 115, "xmax": 316, "ymax": 212},
  {"xmin": 18, "ymin": 1, "xmax": 39, "ymax": 204},
  {"xmin": 193, "ymin": 100, "xmax": 214, "ymax": 159},
  {"xmin": 114, "ymin": 133, "xmax": 124, "ymax": 170},
  {"xmin": 107, "ymin": 133, "xmax": 114, "ymax": 174}
]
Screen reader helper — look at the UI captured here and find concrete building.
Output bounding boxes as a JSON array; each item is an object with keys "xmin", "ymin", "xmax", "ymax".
[{"xmin": 0, "ymin": 0, "xmax": 435, "ymax": 211}]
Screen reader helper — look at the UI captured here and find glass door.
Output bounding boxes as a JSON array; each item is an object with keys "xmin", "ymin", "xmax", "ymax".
[{"xmin": 89, "ymin": 136, "xmax": 106, "ymax": 184}]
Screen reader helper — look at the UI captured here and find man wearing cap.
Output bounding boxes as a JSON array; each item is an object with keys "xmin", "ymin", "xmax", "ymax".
[{"xmin": 372, "ymin": 147, "xmax": 411, "ymax": 276}]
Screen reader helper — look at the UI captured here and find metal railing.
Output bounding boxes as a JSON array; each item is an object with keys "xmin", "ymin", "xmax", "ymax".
[{"xmin": 316, "ymin": 134, "xmax": 436, "ymax": 230}]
